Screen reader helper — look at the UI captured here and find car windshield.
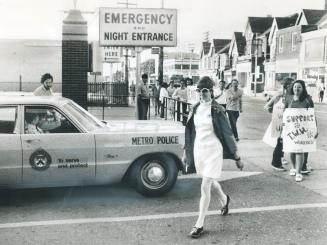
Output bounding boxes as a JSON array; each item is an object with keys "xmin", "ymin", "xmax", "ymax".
[{"xmin": 63, "ymin": 101, "xmax": 104, "ymax": 131}]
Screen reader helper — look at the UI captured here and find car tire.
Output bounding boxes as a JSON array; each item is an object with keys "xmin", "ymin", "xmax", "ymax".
[{"xmin": 130, "ymin": 154, "xmax": 178, "ymax": 197}]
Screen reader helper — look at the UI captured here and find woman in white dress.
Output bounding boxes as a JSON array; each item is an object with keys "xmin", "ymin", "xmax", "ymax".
[{"xmin": 183, "ymin": 76, "xmax": 243, "ymax": 238}]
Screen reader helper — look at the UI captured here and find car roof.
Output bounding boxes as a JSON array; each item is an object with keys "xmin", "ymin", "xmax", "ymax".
[{"xmin": 0, "ymin": 94, "xmax": 70, "ymax": 106}]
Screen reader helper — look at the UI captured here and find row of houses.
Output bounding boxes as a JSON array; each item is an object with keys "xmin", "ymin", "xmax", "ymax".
[{"xmin": 199, "ymin": 7, "xmax": 327, "ymax": 98}]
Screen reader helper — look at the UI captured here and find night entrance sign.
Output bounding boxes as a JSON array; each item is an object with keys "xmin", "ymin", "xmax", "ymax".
[{"xmin": 99, "ymin": 8, "xmax": 177, "ymax": 47}]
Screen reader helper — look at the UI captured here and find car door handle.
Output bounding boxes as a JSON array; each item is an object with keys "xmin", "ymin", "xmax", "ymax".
[{"xmin": 25, "ymin": 139, "xmax": 41, "ymax": 144}]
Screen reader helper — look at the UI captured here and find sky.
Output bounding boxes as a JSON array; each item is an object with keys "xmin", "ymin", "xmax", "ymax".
[{"xmin": 0, "ymin": 0, "xmax": 325, "ymax": 52}]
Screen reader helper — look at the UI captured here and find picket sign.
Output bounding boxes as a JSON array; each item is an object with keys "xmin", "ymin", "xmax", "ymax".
[
  {"xmin": 271, "ymin": 98, "xmax": 284, "ymax": 137},
  {"xmin": 262, "ymin": 97, "xmax": 284, "ymax": 147},
  {"xmin": 282, "ymin": 108, "xmax": 317, "ymax": 153}
]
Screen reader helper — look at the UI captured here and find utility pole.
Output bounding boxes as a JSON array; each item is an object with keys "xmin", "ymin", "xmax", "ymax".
[
  {"xmin": 158, "ymin": 0, "xmax": 164, "ymax": 84},
  {"xmin": 117, "ymin": 1, "xmax": 137, "ymax": 100},
  {"xmin": 253, "ymin": 33, "xmax": 262, "ymax": 97},
  {"xmin": 188, "ymin": 43, "xmax": 195, "ymax": 78}
]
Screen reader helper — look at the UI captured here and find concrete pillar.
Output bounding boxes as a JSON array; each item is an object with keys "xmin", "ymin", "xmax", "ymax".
[{"xmin": 62, "ymin": 9, "xmax": 88, "ymax": 109}]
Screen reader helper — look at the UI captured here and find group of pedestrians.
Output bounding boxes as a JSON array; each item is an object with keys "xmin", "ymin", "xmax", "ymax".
[
  {"xmin": 214, "ymin": 79, "xmax": 243, "ymax": 141},
  {"xmin": 263, "ymin": 78, "xmax": 318, "ymax": 182},
  {"xmin": 137, "ymin": 74, "xmax": 192, "ymax": 122},
  {"xmin": 182, "ymin": 76, "xmax": 320, "ymax": 238}
]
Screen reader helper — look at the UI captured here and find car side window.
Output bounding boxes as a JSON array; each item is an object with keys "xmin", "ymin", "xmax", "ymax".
[
  {"xmin": 0, "ymin": 107, "xmax": 17, "ymax": 134},
  {"xmin": 25, "ymin": 106, "xmax": 80, "ymax": 134}
]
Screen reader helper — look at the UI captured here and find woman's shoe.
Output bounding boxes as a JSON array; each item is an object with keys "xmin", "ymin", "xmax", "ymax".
[
  {"xmin": 295, "ymin": 174, "xmax": 303, "ymax": 182},
  {"xmin": 220, "ymin": 195, "xmax": 230, "ymax": 216},
  {"xmin": 289, "ymin": 169, "xmax": 296, "ymax": 176},
  {"xmin": 189, "ymin": 226, "xmax": 203, "ymax": 238}
]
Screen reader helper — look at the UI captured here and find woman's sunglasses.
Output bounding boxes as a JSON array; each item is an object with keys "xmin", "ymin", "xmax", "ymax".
[{"xmin": 196, "ymin": 88, "xmax": 210, "ymax": 93}]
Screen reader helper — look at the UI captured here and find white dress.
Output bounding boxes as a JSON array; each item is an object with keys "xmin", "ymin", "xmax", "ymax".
[{"xmin": 193, "ymin": 100, "xmax": 223, "ymax": 179}]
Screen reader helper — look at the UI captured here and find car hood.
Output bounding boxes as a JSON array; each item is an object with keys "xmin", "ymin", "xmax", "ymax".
[{"xmin": 93, "ymin": 120, "xmax": 185, "ymax": 134}]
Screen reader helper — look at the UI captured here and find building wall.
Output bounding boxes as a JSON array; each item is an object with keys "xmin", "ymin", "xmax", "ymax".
[
  {"xmin": 276, "ymin": 26, "xmax": 302, "ymax": 60},
  {"xmin": 0, "ymin": 39, "xmax": 62, "ymax": 92},
  {"xmin": 300, "ymin": 28, "xmax": 327, "ymax": 101}
]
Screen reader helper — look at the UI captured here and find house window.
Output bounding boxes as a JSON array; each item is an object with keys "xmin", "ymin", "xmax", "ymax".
[
  {"xmin": 279, "ymin": 35, "xmax": 284, "ymax": 53},
  {"xmin": 291, "ymin": 33, "xmax": 297, "ymax": 51}
]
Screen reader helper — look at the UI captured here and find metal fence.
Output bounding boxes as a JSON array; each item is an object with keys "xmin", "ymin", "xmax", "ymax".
[
  {"xmin": 160, "ymin": 97, "xmax": 192, "ymax": 125},
  {"xmin": 88, "ymin": 82, "xmax": 130, "ymax": 107}
]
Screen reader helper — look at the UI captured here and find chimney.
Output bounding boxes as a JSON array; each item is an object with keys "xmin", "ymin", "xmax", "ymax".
[{"xmin": 325, "ymin": 0, "xmax": 327, "ymax": 9}]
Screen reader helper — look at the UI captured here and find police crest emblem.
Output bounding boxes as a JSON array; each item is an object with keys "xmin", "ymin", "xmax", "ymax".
[{"xmin": 29, "ymin": 149, "xmax": 52, "ymax": 171}]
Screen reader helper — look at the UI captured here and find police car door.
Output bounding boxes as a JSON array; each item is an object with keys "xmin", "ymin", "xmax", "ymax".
[
  {"xmin": 0, "ymin": 106, "xmax": 21, "ymax": 186},
  {"xmin": 21, "ymin": 106, "xmax": 95, "ymax": 186}
]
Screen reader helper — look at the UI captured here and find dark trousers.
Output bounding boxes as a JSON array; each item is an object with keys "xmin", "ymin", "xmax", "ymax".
[
  {"xmin": 176, "ymin": 101, "xmax": 187, "ymax": 125},
  {"xmin": 137, "ymin": 98, "xmax": 150, "ymax": 120},
  {"xmin": 272, "ymin": 137, "xmax": 284, "ymax": 167},
  {"xmin": 227, "ymin": 110, "xmax": 240, "ymax": 139},
  {"xmin": 160, "ymin": 100, "xmax": 165, "ymax": 118},
  {"xmin": 155, "ymin": 98, "xmax": 160, "ymax": 115},
  {"xmin": 303, "ymin": 152, "xmax": 309, "ymax": 169}
]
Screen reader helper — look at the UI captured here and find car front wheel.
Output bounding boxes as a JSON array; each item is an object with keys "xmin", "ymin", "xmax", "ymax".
[{"xmin": 131, "ymin": 154, "xmax": 178, "ymax": 197}]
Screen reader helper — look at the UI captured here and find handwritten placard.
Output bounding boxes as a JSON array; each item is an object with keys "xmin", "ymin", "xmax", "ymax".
[
  {"xmin": 282, "ymin": 108, "xmax": 317, "ymax": 153},
  {"xmin": 271, "ymin": 98, "xmax": 284, "ymax": 137}
]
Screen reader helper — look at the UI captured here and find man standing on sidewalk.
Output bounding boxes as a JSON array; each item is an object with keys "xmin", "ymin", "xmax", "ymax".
[
  {"xmin": 33, "ymin": 73, "xmax": 54, "ymax": 96},
  {"xmin": 137, "ymin": 74, "xmax": 150, "ymax": 120},
  {"xmin": 226, "ymin": 79, "xmax": 243, "ymax": 141}
]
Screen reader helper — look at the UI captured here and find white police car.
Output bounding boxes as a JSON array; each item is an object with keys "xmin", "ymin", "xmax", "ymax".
[{"xmin": 0, "ymin": 95, "xmax": 185, "ymax": 196}]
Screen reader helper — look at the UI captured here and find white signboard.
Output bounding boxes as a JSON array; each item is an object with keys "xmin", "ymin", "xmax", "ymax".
[
  {"xmin": 99, "ymin": 8, "xmax": 177, "ymax": 47},
  {"xmin": 282, "ymin": 108, "xmax": 317, "ymax": 153},
  {"xmin": 103, "ymin": 46, "xmax": 121, "ymax": 63}
]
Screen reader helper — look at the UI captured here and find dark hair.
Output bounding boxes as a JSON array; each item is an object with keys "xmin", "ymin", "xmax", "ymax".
[
  {"xmin": 141, "ymin": 74, "xmax": 148, "ymax": 79},
  {"xmin": 219, "ymin": 80, "xmax": 226, "ymax": 84},
  {"xmin": 290, "ymin": 80, "xmax": 309, "ymax": 101},
  {"xmin": 41, "ymin": 73, "xmax": 53, "ymax": 84},
  {"xmin": 198, "ymin": 76, "xmax": 214, "ymax": 98},
  {"xmin": 186, "ymin": 78, "xmax": 193, "ymax": 85},
  {"xmin": 161, "ymin": 83, "xmax": 168, "ymax": 88},
  {"xmin": 283, "ymin": 77, "xmax": 294, "ymax": 90},
  {"xmin": 231, "ymin": 78, "xmax": 239, "ymax": 84}
]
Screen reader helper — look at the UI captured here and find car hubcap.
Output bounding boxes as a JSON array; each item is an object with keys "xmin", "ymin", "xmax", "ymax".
[{"xmin": 141, "ymin": 161, "xmax": 167, "ymax": 189}]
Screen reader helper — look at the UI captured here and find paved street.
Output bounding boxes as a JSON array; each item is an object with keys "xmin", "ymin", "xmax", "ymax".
[{"xmin": 1, "ymin": 96, "xmax": 327, "ymax": 245}]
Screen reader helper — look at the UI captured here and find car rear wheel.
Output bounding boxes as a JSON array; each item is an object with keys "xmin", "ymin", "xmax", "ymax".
[{"xmin": 130, "ymin": 154, "xmax": 178, "ymax": 197}]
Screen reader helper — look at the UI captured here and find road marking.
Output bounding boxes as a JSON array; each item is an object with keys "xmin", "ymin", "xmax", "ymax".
[
  {"xmin": 179, "ymin": 171, "xmax": 263, "ymax": 181},
  {"xmin": 315, "ymin": 110, "xmax": 327, "ymax": 114},
  {"xmin": 1, "ymin": 203, "xmax": 327, "ymax": 229}
]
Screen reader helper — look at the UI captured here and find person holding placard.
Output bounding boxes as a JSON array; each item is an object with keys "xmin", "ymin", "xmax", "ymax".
[
  {"xmin": 283, "ymin": 80, "xmax": 318, "ymax": 182},
  {"xmin": 263, "ymin": 78, "xmax": 293, "ymax": 171}
]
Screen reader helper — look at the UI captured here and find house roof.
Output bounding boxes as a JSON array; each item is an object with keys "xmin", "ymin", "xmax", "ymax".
[
  {"xmin": 302, "ymin": 9, "xmax": 327, "ymax": 25},
  {"xmin": 217, "ymin": 43, "xmax": 231, "ymax": 54},
  {"xmin": 234, "ymin": 32, "xmax": 246, "ymax": 55},
  {"xmin": 248, "ymin": 16, "xmax": 274, "ymax": 34},
  {"xmin": 202, "ymin": 42, "xmax": 211, "ymax": 55},
  {"xmin": 275, "ymin": 13, "xmax": 298, "ymax": 29},
  {"xmin": 212, "ymin": 39, "xmax": 231, "ymax": 53}
]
